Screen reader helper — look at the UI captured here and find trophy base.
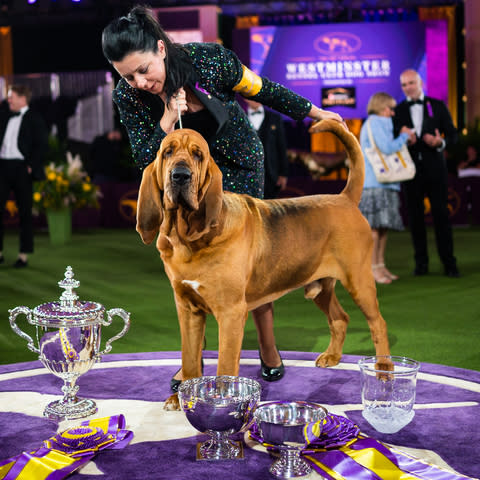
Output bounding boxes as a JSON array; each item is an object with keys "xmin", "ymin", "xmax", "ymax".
[
  {"xmin": 269, "ymin": 451, "xmax": 315, "ymax": 479},
  {"xmin": 196, "ymin": 440, "xmax": 244, "ymax": 461},
  {"xmin": 44, "ymin": 397, "xmax": 98, "ymax": 421}
]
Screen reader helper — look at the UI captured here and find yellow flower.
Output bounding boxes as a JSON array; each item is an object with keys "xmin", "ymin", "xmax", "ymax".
[
  {"xmin": 47, "ymin": 172, "xmax": 57, "ymax": 181},
  {"xmin": 82, "ymin": 183, "xmax": 92, "ymax": 192},
  {"xmin": 33, "ymin": 192, "xmax": 42, "ymax": 202}
]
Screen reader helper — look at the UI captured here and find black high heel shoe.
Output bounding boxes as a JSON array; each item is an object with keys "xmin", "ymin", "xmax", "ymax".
[
  {"xmin": 259, "ymin": 349, "xmax": 285, "ymax": 382},
  {"xmin": 170, "ymin": 358, "xmax": 204, "ymax": 393}
]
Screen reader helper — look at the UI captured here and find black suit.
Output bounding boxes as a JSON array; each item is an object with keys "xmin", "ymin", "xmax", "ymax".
[
  {"xmin": 393, "ymin": 96, "xmax": 458, "ymax": 272},
  {"xmin": 0, "ymin": 108, "xmax": 48, "ymax": 253},
  {"xmin": 252, "ymin": 110, "xmax": 288, "ymax": 199}
]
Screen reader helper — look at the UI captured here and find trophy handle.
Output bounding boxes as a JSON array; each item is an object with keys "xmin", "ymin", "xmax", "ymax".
[
  {"xmin": 99, "ymin": 308, "xmax": 131, "ymax": 355},
  {"xmin": 8, "ymin": 306, "xmax": 40, "ymax": 355}
]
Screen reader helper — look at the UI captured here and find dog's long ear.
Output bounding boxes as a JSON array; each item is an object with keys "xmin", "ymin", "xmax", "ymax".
[
  {"xmin": 136, "ymin": 161, "xmax": 164, "ymax": 244},
  {"xmin": 184, "ymin": 154, "xmax": 223, "ymax": 242}
]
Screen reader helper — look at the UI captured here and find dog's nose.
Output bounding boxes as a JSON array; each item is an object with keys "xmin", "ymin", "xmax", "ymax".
[{"xmin": 171, "ymin": 166, "xmax": 192, "ymax": 185}]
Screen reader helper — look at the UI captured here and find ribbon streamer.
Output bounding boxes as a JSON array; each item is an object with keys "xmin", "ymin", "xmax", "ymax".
[
  {"xmin": 250, "ymin": 414, "xmax": 475, "ymax": 480},
  {"xmin": 0, "ymin": 414, "xmax": 133, "ymax": 480}
]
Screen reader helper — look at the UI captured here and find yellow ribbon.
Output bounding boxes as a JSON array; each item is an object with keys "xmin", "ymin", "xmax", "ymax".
[
  {"xmin": 0, "ymin": 415, "xmax": 132, "ymax": 480},
  {"xmin": 232, "ymin": 65, "xmax": 263, "ymax": 97}
]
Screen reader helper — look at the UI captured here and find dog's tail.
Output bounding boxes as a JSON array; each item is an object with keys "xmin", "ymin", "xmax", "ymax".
[{"xmin": 309, "ymin": 119, "xmax": 364, "ymax": 205}]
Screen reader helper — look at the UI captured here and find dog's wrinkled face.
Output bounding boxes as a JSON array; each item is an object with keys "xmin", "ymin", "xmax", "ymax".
[{"xmin": 161, "ymin": 129, "xmax": 211, "ymax": 211}]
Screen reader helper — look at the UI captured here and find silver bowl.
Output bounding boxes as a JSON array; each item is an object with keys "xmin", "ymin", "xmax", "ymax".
[
  {"xmin": 254, "ymin": 401, "xmax": 328, "ymax": 478},
  {"xmin": 178, "ymin": 375, "xmax": 261, "ymax": 461}
]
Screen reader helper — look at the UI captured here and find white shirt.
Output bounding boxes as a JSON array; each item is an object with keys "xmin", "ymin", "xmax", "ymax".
[
  {"xmin": 408, "ymin": 93, "xmax": 445, "ymax": 151},
  {"xmin": 248, "ymin": 106, "xmax": 265, "ymax": 131},
  {"xmin": 0, "ymin": 106, "xmax": 28, "ymax": 160},
  {"xmin": 408, "ymin": 93, "xmax": 424, "ymax": 137}
]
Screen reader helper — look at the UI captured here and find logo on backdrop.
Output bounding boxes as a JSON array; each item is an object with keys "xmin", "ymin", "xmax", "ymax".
[
  {"xmin": 119, "ymin": 189, "xmax": 139, "ymax": 223},
  {"xmin": 322, "ymin": 87, "xmax": 356, "ymax": 108},
  {"xmin": 313, "ymin": 32, "xmax": 362, "ymax": 55},
  {"xmin": 4, "ymin": 200, "xmax": 19, "ymax": 225},
  {"xmin": 423, "ymin": 187, "xmax": 461, "ymax": 219},
  {"xmin": 285, "ymin": 58, "xmax": 391, "ymax": 83}
]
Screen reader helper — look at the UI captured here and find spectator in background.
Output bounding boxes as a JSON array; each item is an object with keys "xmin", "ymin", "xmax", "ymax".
[
  {"xmin": 244, "ymin": 98, "xmax": 288, "ymax": 199},
  {"xmin": 0, "ymin": 85, "xmax": 48, "ymax": 268},
  {"xmin": 359, "ymin": 92, "xmax": 415, "ymax": 284},
  {"xmin": 90, "ymin": 128, "xmax": 125, "ymax": 183},
  {"xmin": 458, "ymin": 145, "xmax": 479, "ymax": 171},
  {"xmin": 394, "ymin": 69, "xmax": 459, "ymax": 278}
]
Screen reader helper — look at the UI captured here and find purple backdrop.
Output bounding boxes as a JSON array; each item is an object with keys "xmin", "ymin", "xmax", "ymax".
[{"xmin": 248, "ymin": 20, "xmax": 447, "ymax": 118}]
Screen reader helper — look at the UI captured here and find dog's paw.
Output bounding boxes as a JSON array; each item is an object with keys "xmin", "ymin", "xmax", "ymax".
[
  {"xmin": 315, "ymin": 352, "xmax": 341, "ymax": 368},
  {"xmin": 163, "ymin": 393, "xmax": 181, "ymax": 411},
  {"xmin": 375, "ymin": 357, "xmax": 395, "ymax": 380}
]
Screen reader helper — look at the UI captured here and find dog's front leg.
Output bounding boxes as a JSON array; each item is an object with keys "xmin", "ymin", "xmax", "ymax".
[
  {"xmin": 216, "ymin": 306, "xmax": 249, "ymax": 377},
  {"xmin": 164, "ymin": 299, "xmax": 206, "ymax": 411}
]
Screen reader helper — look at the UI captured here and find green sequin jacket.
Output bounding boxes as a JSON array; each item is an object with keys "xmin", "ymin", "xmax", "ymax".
[{"xmin": 113, "ymin": 42, "xmax": 312, "ymax": 198}]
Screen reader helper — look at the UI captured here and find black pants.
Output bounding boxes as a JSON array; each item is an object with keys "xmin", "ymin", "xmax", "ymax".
[
  {"xmin": 0, "ymin": 159, "xmax": 34, "ymax": 253},
  {"xmin": 402, "ymin": 157, "xmax": 456, "ymax": 270}
]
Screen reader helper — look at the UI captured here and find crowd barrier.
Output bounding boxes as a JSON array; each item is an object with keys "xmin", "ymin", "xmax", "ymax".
[{"xmin": 4, "ymin": 174, "xmax": 480, "ymax": 231}]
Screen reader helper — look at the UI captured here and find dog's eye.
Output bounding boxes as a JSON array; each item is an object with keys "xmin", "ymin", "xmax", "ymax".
[
  {"xmin": 192, "ymin": 149, "xmax": 202, "ymax": 162},
  {"xmin": 164, "ymin": 147, "xmax": 173, "ymax": 158}
]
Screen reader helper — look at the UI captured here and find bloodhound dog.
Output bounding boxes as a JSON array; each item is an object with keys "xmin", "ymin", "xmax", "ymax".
[{"xmin": 136, "ymin": 119, "xmax": 390, "ymax": 410}]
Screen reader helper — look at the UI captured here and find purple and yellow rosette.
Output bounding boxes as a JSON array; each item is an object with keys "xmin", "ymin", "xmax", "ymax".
[
  {"xmin": 250, "ymin": 413, "xmax": 475, "ymax": 480},
  {"xmin": 0, "ymin": 415, "xmax": 132, "ymax": 480}
]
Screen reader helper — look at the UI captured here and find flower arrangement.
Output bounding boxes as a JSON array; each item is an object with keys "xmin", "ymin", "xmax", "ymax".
[{"xmin": 33, "ymin": 138, "xmax": 101, "ymax": 214}]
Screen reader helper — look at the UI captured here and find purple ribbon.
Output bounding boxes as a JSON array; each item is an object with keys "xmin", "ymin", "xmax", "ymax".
[
  {"xmin": 305, "ymin": 450, "xmax": 385, "ymax": 480},
  {"xmin": 250, "ymin": 414, "xmax": 474, "ymax": 480},
  {"xmin": 426, "ymin": 101, "xmax": 434, "ymax": 117},
  {"xmin": 0, "ymin": 414, "xmax": 132, "ymax": 480},
  {"xmin": 195, "ymin": 82, "xmax": 210, "ymax": 97}
]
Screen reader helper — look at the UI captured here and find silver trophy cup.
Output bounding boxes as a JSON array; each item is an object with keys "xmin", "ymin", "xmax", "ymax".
[
  {"xmin": 178, "ymin": 376, "xmax": 262, "ymax": 461},
  {"xmin": 9, "ymin": 266, "xmax": 130, "ymax": 421},
  {"xmin": 254, "ymin": 401, "xmax": 328, "ymax": 479}
]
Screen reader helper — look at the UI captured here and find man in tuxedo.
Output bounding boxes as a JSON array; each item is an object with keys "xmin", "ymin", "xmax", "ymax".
[
  {"xmin": 393, "ymin": 69, "xmax": 459, "ymax": 277},
  {"xmin": 244, "ymin": 98, "xmax": 289, "ymax": 199},
  {"xmin": 0, "ymin": 85, "xmax": 48, "ymax": 268}
]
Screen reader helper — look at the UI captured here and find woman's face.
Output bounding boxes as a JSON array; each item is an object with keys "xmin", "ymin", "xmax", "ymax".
[
  {"xmin": 113, "ymin": 40, "xmax": 167, "ymax": 95},
  {"xmin": 379, "ymin": 103, "xmax": 395, "ymax": 118}
]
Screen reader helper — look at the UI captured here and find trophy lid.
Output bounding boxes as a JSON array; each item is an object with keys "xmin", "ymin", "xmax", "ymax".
[{"xmin": 31, "ymin": 266, "xmax": 105, "ymax": 327}]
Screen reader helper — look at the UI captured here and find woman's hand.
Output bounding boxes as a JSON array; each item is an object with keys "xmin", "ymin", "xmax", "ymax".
[
  {"xmin": 160, "ymin": 88, "xmax": 188, "ymax": 133},
  {"xmin": 400, "ymin": 126, "xmax": 417, "ymax": 145},
  {"xmin": 309, "ymin": 106, "xmax": 347, "ymax": 129}
]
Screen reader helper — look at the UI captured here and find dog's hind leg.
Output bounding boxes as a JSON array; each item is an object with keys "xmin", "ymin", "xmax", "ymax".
[
  {"xmin": 341, "ymin": 273, "xmax": 391, "ymax": 368},
  {"xmin": 307, "ymin": 278, "xmax": 350, "ymax": 368}
]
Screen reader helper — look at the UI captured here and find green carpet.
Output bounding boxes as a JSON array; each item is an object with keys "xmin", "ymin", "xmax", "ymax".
[{"xmin": 1, "ymin": 226, "xmax": 479, "ymax": 371}]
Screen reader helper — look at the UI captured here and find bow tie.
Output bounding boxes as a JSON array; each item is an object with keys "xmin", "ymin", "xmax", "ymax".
[
  {"xmin": 407, "ymin": 99, "xmax": 423, "ymax": 106},
  {"xmin": 9, "ymin": 111, "xmax": 21, "ymax": 117},
  {"xmin": 250, "ymin": 110, "xmax": 262, "ymax": 116}
]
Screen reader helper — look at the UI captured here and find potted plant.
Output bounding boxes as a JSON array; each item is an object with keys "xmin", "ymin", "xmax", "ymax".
[{"xmin": 33, "ymin": 136, "xmax": 101, "ymax": 245}]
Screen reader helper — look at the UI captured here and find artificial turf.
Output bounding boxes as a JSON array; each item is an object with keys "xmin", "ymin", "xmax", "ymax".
[{"xmin": 1, "ymin": 226, "xmax": 479, "ymax": 371}]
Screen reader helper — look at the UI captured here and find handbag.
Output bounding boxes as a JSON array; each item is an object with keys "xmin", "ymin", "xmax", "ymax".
[{"xmin": 365, "ymin": 120, "xmax": 416, "ymax": 183}]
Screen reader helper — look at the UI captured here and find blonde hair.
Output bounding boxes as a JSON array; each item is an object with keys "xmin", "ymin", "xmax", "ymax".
[{"xmin": 367, "ymin": 92, "xmax": 395, "ymax": 115}]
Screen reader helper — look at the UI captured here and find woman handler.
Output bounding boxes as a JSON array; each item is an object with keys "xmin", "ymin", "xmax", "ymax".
[{"xmin": 102, "ymin": 5, "xmax": 345, "ymax": 390}]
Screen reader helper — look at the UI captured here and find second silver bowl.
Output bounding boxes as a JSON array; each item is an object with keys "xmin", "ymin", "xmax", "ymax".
[{"xmin": 254, "ymin": 400, "xmax": 328, "ymax": 478}]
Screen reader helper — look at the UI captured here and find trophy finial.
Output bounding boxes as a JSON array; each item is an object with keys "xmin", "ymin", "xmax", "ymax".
[{"xmin": 58, "ymin": 266, "xmax": 80, "ymax": 309}]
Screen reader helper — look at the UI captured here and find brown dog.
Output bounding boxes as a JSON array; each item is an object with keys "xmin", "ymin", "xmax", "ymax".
[{"xmin": 136, "ymin": 119, "xmax": 390, "ymax": 410}]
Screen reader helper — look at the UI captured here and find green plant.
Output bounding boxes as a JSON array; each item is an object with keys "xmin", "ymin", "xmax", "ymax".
[{"xmin": 33, "ymin": 136, "xmax": 101, "ymax": 213}]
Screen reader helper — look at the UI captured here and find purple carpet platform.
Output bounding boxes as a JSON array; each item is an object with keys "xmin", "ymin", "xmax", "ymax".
[{"xmin": 1, "ymin": 350, "xmax": 479, "ymax": 479}]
